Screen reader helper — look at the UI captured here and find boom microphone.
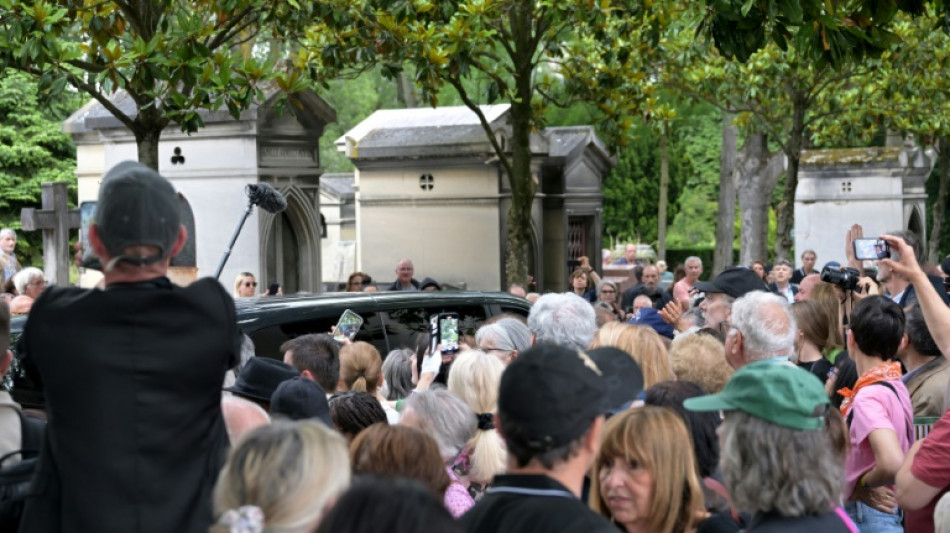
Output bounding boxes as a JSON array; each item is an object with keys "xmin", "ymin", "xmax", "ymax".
[{"xmin": 246, "ymin": 183, "xmax": 287, "ymax": 214}]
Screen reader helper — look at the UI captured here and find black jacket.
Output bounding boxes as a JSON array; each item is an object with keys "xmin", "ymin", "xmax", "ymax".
[{"xmin": 18, "ymin": 277, "xmax": 240, "ymax": 533}]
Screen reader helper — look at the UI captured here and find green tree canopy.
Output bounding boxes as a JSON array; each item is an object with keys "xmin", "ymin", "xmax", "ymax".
[
  {"xmin": 0, "ymin": 0, "xmax": 320, "ymax": 169},
  {"xmin": 0, "ymin": 71, "xmax": 79, "ymax": 267}
]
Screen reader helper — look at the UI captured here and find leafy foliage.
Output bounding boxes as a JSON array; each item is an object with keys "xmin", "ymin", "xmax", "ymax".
[
  {"xmin": 0, "ymin": 71, "xmax": 79, "ymax": 267},
  {"xmin": 0, "ymin": 0, "xmax": 322, "ymax": 168}
]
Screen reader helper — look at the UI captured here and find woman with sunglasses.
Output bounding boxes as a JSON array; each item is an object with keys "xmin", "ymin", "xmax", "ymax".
[{"xmin": 233, "ymin": 272, "xmax": 258, "ymax": 298}]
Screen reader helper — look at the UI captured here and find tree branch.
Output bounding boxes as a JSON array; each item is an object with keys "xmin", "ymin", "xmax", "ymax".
[
  {"xmin": 206, "ymin": 6, "xmax": 258, "ymax": 50},
  {"xmin": 65, "ymin": 73, "xmax": 137, "ymax": 132},
  {"xmin": 447, "ymin": 75, "xmax": 513, "ymax": 178}
]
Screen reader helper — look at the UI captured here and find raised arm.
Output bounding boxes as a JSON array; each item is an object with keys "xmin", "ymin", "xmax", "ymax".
[{"xmin": 879, "ymin": 235, "xmax": 950, "ymax": 358}]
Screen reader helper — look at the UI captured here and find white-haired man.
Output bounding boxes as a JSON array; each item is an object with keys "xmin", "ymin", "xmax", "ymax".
[
  {"xmin": 527, "ymin": 292, "xmax": 597, "ymax": 351},
  {"xmin": 720, "ymin": 291, "xmax": 797, "ymax": 370}
]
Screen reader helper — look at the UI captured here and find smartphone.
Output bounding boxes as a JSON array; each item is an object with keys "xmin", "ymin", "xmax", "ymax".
[
  {"xmin": 853, "ymin": 238, "xmax": 890, "ymax": 261},
  {"xmin": 265, "ymin": 282, "xmax": 280, "ymax": 296},
  {"xmin": 79, "ymin": 201, "xmax": 102, "ymax": 270},
  {"xmin": 332, "ymin": 309, "xmax": 364, "ymax": 342},
  {"xmin": 438, "ymin": 313, "xmax": 460, "ymax": 355}
]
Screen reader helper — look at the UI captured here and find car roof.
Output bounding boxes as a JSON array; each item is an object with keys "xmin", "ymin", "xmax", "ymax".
[{"xmin": 235, "ymin": 290, "xmax": 530, "ymax": 328}]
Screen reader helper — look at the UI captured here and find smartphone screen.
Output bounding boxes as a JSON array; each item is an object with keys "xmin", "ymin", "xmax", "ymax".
[
  {"xmin": 853, "ymin": 238, "xmax": 890, "ymax": 261},
  {"xmin": 332, "ymin": 309, "xmax": 364, "ymax": 342},
  {"xmin": 439, "ymin": 313, "xmax": 460, "ymax": 355},
  {"xmin": 79, "ymin": 201, "xmax": 102, "ymax": 270}
]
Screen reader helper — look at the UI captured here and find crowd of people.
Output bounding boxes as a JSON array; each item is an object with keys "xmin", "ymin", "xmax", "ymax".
[{"xmin": 3, "ymin": 161, "xmax": 950, "ymax": 533}]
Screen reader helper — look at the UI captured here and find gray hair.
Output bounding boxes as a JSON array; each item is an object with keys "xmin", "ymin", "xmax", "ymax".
[
  {"xmin": 0, "ymin": 228, "xmax": 15, "ymax": 240},
  {"xmin": 475, "ymin": 318, "xmax": 531, "ymax": 354},
  {"xmin": 596, "ymin": 279, "xmax": 617, "ymax": 294},
  {"xmin": 403, "ymin": 389, "xmax": 476, "ymax": 460},
  {"xmin": 381, "ymin": 349, "xmax": 414, "ymax": 401},
  {"xmin": 13, "ymin": 267, "xmax": 43, "ymax": 295},
  {"xmin": 730, "ymin": 291, "xmax": 796, "ymax": 362},
  {"xmin": 685, "ymin": 256, "xmax": 702, "ymax": 267},
  {"xmin": 527, "ymin": 292, "xmax": 597, "ymax": 351},
  {"xmin": 719, "ymin": 412, "xmax": 844, "ymax": 516}
]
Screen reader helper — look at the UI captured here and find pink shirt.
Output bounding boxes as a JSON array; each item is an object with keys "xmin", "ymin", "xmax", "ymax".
[
  {"xmin": 444, "ymin": 466, "xmax": 474, "ymax": 518},
  {"xmin": 673, "ymin": 278, "xmax": 693, "ymax": 303},
  {"xmin": 844, "ymin": 380, "xmax": 914, "ymax": 498}
]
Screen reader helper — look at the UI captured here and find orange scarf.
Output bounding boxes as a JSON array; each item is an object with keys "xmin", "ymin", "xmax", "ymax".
[{"xmin": 838, "ymin": 362, "xmax": 903, "ymax": 416}]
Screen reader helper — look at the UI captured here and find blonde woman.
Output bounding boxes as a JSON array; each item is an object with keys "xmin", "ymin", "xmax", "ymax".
[
  {"xmin": 590, "ymin": 322, "xmax": 674, "ymax": 388},
  {"xmin": 447, "ymin": 349, "xmax": 506, "ymax": 501},
  {"xmin": 212, "ymin": 421, "xmax": 350, "ymax": 533},
  {"xmin": 234, "ymin": 272, "xmax": 257, "ymax": 298}
]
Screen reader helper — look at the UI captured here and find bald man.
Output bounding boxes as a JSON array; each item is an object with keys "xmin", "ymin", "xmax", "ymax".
[{"xmin": 386, "ymin": 259, "xmax": 421, "ymax": 291}]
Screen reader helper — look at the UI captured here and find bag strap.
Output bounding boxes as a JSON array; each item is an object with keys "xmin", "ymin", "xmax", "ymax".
[
  {"xmin": 703, "ymin": 476, "xmax": 740, "ymax": 523},
  {"xmin": 845, "ymin": 381, "xmax": 914, "ymax": 442},
  {"xmin": 16, "ymin": 410, "xmax": 44, "ymax": 456}
]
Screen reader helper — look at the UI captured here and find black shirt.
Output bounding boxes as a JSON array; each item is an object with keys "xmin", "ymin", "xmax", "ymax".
[
  {"xmin": 460, "ymin": 474, "xmax": 616, "ymax": 533},
  {"xmin": 746, "ymin": 510, "xmax": 855, "ymax": 532}
]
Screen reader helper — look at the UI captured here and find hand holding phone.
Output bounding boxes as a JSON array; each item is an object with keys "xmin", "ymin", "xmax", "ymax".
[
  {"xmin": 332, "ymin": 309, "xmax": 364, "ymax": 343},
  {"xmin": 853, "ymin": 238, "xmax": 890, "ymax": 261}
]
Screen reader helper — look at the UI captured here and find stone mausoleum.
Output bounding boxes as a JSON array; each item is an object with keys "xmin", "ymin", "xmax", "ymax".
[
  {"xmin": 338, "ymin": 104, "xmax": 614, "ymax": 292},
  {"xmin": 795, "ymin": 144, "xmax": 932, "ymax": 265},
  {"xmin": 64, "ymin": 89, "xmax": 335, "ymax": 292}
]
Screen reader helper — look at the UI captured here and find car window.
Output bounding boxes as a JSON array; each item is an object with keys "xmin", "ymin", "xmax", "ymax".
[
  {"xmin": 246, "ymin": 311, "xmax": 385, "ymax": 359},
  {"xmin": 382, "ymin": 305, "xmax": 489, "ymax": 354}
]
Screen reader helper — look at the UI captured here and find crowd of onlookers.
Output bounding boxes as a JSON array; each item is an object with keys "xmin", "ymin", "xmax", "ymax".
[{"xmin": 4, "ymin": 162, "xmax": 950, "ymax": 533}]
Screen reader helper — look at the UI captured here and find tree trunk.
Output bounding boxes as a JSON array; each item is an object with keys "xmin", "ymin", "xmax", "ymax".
[
  {"xmin": 135, "ymin": 126, "xmax": 162, "ymax": 171},
  {"xmin": 503, "ymin": 5, "xmax": 536, "ymax": 288},
  {"xmin": 928, "ymin": 136, "xmax": 950, "ymax": 265},
  {"xmin": 714, "ymin": 113, "xmax": 738, "ymax": 275},
  {"xmin": 737, "ymin": 133, "xmax": 784, "ymax": 266},
  {"xmin": 395, "ymin": 72, "xmax": 418, "ymax": 108},
  {"xmin": 773, "ymin": 91, "xmax": 805, "ymax": 261},
  {"xmin": 133, "ymin": 108, "xmax": 168, "ymax": 171},
  {"xmin": 657, "ymin": 123, "xmax": 669, "ymax": 262}
]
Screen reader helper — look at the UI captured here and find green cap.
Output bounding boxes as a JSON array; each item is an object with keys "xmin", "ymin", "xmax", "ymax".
[{"xmin": 683, "ymin": 361, "xmax": 830, "ymax": 431}]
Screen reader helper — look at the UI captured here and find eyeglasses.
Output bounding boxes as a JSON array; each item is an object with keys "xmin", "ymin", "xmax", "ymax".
[
  {"xmin": 244, "ymin": 281, "xmax": 257, "ymax": 288},
  {"xmin": 29, "ymin": 279, "xmax": 47, "ymax": 287},
  {"xmin": 718, "ymin": 321, "xmax": 736, "ymax": 337},
  {"xmin": 600, "ymin": 289, "xmax": 616, "ymax": 294}
]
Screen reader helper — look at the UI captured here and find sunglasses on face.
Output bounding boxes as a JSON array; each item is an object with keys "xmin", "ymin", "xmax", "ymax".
[{"xmin": 244, "ymin": 281, "xmax": 257, "ymax": 287}]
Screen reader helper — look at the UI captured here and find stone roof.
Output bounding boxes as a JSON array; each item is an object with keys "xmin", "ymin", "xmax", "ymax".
[
  {"xmin": 62, "ymin": 87, "xmax": 335, "ymax": 132},
  {"xmin": 543, "ymin": 126, "xmax": 614, "ymax": 166},
  {"xmin": 337, "ymin": 105, "xmax": 510, "ymax": 159},
  {"xmin": 320, "ymin": 173, "xmax": 355, "ymax": 199}
]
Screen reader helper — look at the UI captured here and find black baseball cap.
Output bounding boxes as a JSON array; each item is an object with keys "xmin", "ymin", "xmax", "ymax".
[
  {"xmin": 225, "ymin": 357, "xmax": 299, "ymax": 403},
  {"xmin": 498, "ymin": 343, "xmax": 609, "ymax": 452},
  {"xmin": 693, "ymin": 267, "xmax": 769, "ymax": 299},
  {"xmin": 585, "ymin": 347, "xmax": 644, "ymax": 413},
  {"xmin": 95, "ymin": 161, "xmax": 181, "ymax": 269},
  {"xmin": 270, "ymin": 377, "xmax": 333, "ymax": 427}
]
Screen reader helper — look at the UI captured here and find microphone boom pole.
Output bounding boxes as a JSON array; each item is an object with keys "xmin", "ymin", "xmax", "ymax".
[
  {"xmin": 214, "ymin": 199, "xmax": 255, "ymax": 281},
  {"xmin": 214, "ymin": 183, "xmax": 288, "ymax": 281}
]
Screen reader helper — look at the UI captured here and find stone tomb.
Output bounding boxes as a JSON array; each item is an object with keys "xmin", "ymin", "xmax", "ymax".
[
  {"xmin": 64, "ymin": 90, "xmax": 335, "ymax": 291},
  {"xmin": 794, "ymin": 145, "xmax": 932, "ymax": 267},
  {"xmin": 338, "ymin": 105, "xmax": 614, "ymax": 291}
]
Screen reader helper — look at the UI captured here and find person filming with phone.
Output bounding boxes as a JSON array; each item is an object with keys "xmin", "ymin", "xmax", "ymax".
[{"xmin": 847, "ymin": 225, "xmax": 949, "ymax": 308}]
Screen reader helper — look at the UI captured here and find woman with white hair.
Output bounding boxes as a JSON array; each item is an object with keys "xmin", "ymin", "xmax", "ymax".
[
  {"xmin": 448, "ymin": 349, "xmax": 506, "ymax": 501},
  {"xmin": 400, "ymin": 389, "xmax": 477, "ymax": 516},
  {"xmin": 474, "ymin": 318, "xmax": 530, "ymax": 366},
  {"xmin": 10, "ymin": 267, "xmax": 45, "ymax": 315},
  {"xmin": 212, "ymin": 420, "xmax": 350, "ymax": 533}
]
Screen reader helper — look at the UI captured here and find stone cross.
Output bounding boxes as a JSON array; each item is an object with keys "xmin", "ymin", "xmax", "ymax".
[{"xmin": 21, "ymin": 182, "xmax": 79, "ymax": 287}]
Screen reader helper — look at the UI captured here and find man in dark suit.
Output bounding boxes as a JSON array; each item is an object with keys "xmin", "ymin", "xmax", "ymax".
[
  {"xmin": 19, "ymin": 162, "xmax": 240, "ymax": 533},
  {"xmin": 768, "ymin": 259, "xmax": 799, "ymax": 303},
  {"xmin": 790, "ymin": 249, "xmax": 818, "ymax": 284}
]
